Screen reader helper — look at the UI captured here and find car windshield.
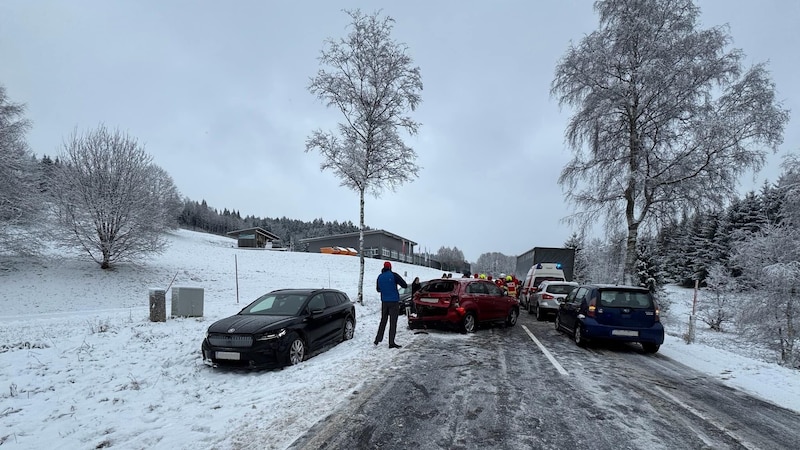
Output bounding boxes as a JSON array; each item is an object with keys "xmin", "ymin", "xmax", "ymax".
[
  {"xmin": 241, "ymin": 293, "xmax": 307, "ymax": 316},
  {"xmin": 546, "ymin": 284, "xmax": 576, "ymax": 295},
  {"xmin": 599, "ymin": 290, "xmax": 653, "ymax": 308}
]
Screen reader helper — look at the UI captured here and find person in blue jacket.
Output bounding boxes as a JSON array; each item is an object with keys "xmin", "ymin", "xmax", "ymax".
[{"xmin": 374, "ymin": 261, "xmax": 408, "ymax": 348}]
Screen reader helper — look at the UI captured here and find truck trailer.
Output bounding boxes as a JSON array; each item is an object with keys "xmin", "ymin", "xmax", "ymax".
[{"xmin": 515, "ymin": 247, "xmax": 576, "ymax": 282}]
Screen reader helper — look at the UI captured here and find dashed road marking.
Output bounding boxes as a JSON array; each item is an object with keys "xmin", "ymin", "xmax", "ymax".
[{"xmin": 522, "ymin": 325, "xmax": 569, "ymax": 376}]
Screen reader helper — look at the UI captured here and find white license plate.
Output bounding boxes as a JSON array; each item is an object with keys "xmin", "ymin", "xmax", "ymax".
[
  {"xmin": 216, "ymin": 351, "xmax": 240, "ymax": 360},
  {"xmin": 611, "ymin": 330, "xmax": 638, "ymax": 337},
  {"xmin": 420, "ymin": 297, "xmax": 440, "ymax": 304}
]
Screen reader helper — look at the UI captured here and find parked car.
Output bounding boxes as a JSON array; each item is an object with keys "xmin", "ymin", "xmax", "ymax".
[
  {"xmin": 398, "ymin": 280, "xmax": 429, "ymax": 315},
  {"xmin": 555, "ymin": 284, "xmax": 664, "ymax": 353},
  {"xmin": 202, "ymin": 288, "xmax": 356, "ymax": 369},
  {"xmin": 529, "ymin": 280, "xmax": 578, "ymax": 320},
  {"xmin": 407, "ymin": 278, "xmax": 519, "ymax": 333},
  {"xmin": 519, "ymin": 263, "xmax": 567, "ymax": 310}
]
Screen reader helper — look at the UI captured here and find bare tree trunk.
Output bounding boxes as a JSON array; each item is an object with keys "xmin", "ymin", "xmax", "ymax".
[
  {"xmin": 782, "ymin": 290, "xmax": 796, "ymax": 365},
  {"xmin": 623, "ymin": 226, "xmax": 638, "ymax": 285},
  {"xmin": 357, "ymin": 188, "xmax": 365, "ymax": 305}
]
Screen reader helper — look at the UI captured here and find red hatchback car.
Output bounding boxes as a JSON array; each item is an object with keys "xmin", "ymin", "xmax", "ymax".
[{"xmin": 407, "ymin": 278, "xmax": 520, "ymax": 333}]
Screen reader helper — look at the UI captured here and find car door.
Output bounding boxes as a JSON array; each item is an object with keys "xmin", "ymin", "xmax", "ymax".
[
  {"xmin": 305, "ymin": 293, "xmax": 337, "ymax": 349},
  {"xmin": 323, "ymin": 291, "xmax": 348, "ymax": 335},
  {"xmin": 560, "ymin": 287, "xmax": 588, "ymax": 332},
  {"xmin": 484, "ymin": 281, "xmax": 507, "ymax": 319},
  {"xmin": 462, "ymin": 281, "xmax": 489, "ymax": 319}
]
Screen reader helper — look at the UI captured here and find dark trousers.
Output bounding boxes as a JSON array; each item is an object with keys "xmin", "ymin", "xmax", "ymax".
[{"xmin": 375, "ymin": 302, "xmax": 400, "ymax": 345}]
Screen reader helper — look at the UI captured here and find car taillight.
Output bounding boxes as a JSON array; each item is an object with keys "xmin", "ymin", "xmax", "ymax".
[
  {"xmin": 587, "ymin": 297, "xmax": 597, "ymax": 318},
  {"xmin": 654, "ymin": 307, "xmax": 660, "ymax": 322},
  {"xmin": 542, "ymin": 293, "xmax": 554, "ymax": 300},
  {"xmin": 450, "ymin": 295, "xmax": 459, "ymax": 307}
]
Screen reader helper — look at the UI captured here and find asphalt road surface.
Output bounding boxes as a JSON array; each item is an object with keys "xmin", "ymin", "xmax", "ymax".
[{"xmin": 288, "ymin": 313, "xmax": 800, "ymax": 450}]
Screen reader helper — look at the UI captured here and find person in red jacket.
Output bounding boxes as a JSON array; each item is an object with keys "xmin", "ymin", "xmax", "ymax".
[{"xmin": 504, "ymin": 275, "xmax": 517, "ymax": 298}]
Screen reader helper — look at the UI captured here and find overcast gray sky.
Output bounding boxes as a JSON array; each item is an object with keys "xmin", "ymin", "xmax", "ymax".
[{"xmin": 1, "ymin": 0, "xmax": 797, "ymax": 261}]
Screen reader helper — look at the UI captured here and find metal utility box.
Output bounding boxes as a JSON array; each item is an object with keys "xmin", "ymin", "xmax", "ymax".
[{"xmin": 171, "ymin": 286, "xmax": 204, "ymax": 317}]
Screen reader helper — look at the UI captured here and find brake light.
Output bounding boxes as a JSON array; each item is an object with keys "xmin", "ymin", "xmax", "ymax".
[
  {"xmin": 587, "ymin": 297, "xmax": 597, "ymax": 318},
  {"xmin": 542, "ymin": 293, "xmax": 554, "ymax": 300},
  {"xmin": 450, "ymin": 295, "xmax": 459, "ymax": 307},
  {"xmin": 654, "ymin": 306, "xmax": 660, "ymax": 322}
]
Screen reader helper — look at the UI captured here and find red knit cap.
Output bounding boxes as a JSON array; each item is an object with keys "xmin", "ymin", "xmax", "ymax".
[{"xmin": 383, "ymin": 261, "xmax": 392, "ymax": 269}]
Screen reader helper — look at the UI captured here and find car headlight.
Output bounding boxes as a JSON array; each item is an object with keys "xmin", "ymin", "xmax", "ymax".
[{"xmin": 256, "ymin": 329, "xmax": 287, "ymax": 341}]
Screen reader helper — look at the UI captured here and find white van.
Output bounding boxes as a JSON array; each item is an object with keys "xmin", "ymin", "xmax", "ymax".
[{"xmin": 519, "ymin": 263, "xmax": 566, "ymax": 309}]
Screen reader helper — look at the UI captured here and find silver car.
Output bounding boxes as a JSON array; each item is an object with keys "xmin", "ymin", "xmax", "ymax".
[{"xmin": 529, "ymin": 281, "xmax": 579, "ymax": 321}]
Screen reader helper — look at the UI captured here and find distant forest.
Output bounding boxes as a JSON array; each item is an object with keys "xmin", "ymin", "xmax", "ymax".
[{"xmin": 177, "ymin": 199, "xmax": 364, "ymax": 250}]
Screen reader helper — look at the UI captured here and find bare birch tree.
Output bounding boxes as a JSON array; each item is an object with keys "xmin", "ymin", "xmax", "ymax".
[
  {"xmin": 51, "ymin": 125, "xmax": 181, "ymax": 269},
  {"xmin": 306, "ymin": 9, "xmax": 422, "ymax": 304},
  {"xmin": 0, "ymin": 85, "xmax": 43, "ymax": 256},
  {"xmin": 551, "ymin": 0, "xmax": 789, "ymax": 283}
]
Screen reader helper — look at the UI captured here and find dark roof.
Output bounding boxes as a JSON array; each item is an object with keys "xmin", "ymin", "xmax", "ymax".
[
  {"xmin": 298, "ymin": 229, "xmax": 417, "ymax": 246},
  {"xmin": 270, "ymin": 288, "xmax": 346, "ymax": 295},
  {"xmin": 226, "ymin": 227, "xmax": 280, "ymax": 241}
]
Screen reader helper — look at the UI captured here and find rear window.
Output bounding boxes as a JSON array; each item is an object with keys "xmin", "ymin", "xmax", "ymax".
[
  {"xmin": 546, "ymin": 284, "xmax": 577, "ymax": 295},
  {"xmin": 599, "ymin": 290, "xmax": 653, "ymax": 308},
  {"xmin": 422, "ymin": 280, "xmax": 457, "ymax": 293}
]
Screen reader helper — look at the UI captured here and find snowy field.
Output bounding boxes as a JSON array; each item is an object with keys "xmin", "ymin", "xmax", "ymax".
[{"xmin": 1, "ymin": 229, "xmax": 798, "ymax": 449}]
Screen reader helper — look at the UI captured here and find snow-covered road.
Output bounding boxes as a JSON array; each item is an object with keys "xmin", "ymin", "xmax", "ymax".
[{"xmin": 287, "ymin": 315, "xmax": 800, "ymax": 450}]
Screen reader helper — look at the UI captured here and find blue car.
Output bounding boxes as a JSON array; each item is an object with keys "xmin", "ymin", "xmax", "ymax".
[{"xmin": 555, "ymin": 284, "xmax": 664, "ymax": 353}]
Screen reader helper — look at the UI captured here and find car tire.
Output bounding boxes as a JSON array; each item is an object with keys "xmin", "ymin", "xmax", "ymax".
[
  {"xmin": 642, "ymin": 343, "xmax": 660, "ymax": 353},
  {"xmin": 462, "ymin": 312, "xmax": 477, "ymax": 334},
  {"xmin": 574, "ymin": 324, "xmax": 587, "ymax": 348},
  {"xmin": 505, "ymin": 308, "xmax": 518, "ymax": 327},
  {"xmin": 527, "ymin": 299, "xmax": 534, "ymax": 314},
  {"xmin": 284, "ymin": 333, "xmax": 306, "ymax": 365},
  {"xmin": 535, "ymin": 304, "xmax": 544, "ymax": 322},
  {"xmin": 342, "ymin": 317, "xmax": 355, "ymax": 341},
  {"xmin": 554, "ymin": 314, "xmax": 562, "ymax": 332}
]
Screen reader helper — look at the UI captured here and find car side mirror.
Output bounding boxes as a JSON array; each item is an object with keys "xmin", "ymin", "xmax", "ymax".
[{"xmin": 310, "ymin": 308, "xmax": 324, "ymax": 316}]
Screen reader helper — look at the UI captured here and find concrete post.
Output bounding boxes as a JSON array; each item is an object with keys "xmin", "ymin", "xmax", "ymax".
[{"xmin": 149, "ymin": 288, "xmax": 166, "ymax": 322}]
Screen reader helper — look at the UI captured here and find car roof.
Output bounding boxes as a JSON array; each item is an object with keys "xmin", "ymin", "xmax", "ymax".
[
  {"xmin": 541, "ymin": 280, "xmax": 578, "ymax": 285},
  {"xmin": 269, "ymin": 288, "xmax": 343, "ymax": 295},
  {"xmin": 585, "ymin": 284, "xmax": 649, "ymax": 291}
]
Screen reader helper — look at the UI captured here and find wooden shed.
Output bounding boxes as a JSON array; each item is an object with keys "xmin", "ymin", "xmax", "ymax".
[{"xmin": 226, "ymin": 227, "xmax": 281, "ymax": 248}]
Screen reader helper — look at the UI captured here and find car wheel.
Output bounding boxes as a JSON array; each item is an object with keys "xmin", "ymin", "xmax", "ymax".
[
  {"xmin": 554, "ymin": 314, "xmax": 562, "ymax": 332},
  {"xmin": 462, "ymin": 312, "xmax": 477, "ymax": 333},
  {"xmin": 527, "ymin": 299, "xmax": 534, "ymax": 315},
  {"xmin": 574, "ymin": 324, "xmax": 587, "ymax": 348},
  {"xmin": 285, "ymin": 333, "xmax": 306, "ymax": 365},
  {"xmin": 342, "ymin": 317, "xmax": 355, "ymax": 341},
  {"xmin": 506, "ymin": 308, "xmax": 518, "ymax": 327},
  {"xmin": 642, "ymin": 343, "xmax": 660, "ymax": 354},
  {"xmin": 535, "ymin": 304, "xmax": 544, "ymax": 322}
]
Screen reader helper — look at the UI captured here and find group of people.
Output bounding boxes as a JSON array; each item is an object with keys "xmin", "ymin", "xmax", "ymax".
[{"xmin": 470, "ymin": 272, "xmax": 519, "ymax": 297}]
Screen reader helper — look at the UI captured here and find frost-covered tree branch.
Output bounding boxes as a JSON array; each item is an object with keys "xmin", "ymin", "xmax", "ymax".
[
  {"xmin": 51, "ymin": 125, "xmax": 181, "ymax": 269},
  {"xmin": 0, "ymin": 85, "xmax": 43, "ymax": 257},
  {"xmin": 551, "ymin": 0, "xmax": 789, "ymax": 283},
  {"xmin": 306, "ymin": 9, "xmax": 423, "ymax": 303}
]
